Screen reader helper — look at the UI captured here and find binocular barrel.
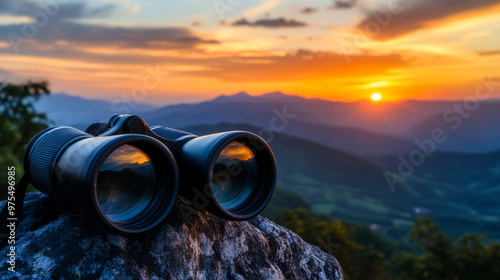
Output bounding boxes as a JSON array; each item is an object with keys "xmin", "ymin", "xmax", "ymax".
[
  {"xmin": 23, "ymin": 114, "xmax": 276, "ymax": 235},
  {"xmin": 24, "ymin": 126, "xmax": 179, "ymax": 234},
  {"xmin": 152, "ymin": 126, "xmax": 277, "ymax": 221}
]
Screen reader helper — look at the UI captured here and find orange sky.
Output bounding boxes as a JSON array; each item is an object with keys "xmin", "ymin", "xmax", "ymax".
[{"xmin": 0, "ymin": 0, "xmax": 499, "ymax": 105}]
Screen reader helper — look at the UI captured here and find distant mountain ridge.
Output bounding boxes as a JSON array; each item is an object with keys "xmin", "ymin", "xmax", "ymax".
[
  {"xmin": 405, "ymin": 102, "xmax": 500, "ymax": 153},
  {"xmin": 35, "ymin": 92, "xmax": 158, "ymax": 127},
  {"xmin": 35, "ymin": 91, "xmax": 500, "ymax": 154},
  {"xmin": 143, "ymin": 91, "xmax": 500, "ymax": 154}
]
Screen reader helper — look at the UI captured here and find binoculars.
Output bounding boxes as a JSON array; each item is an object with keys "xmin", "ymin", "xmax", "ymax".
[{"xmin": 23, "ymin": 114, "xmax": 276, "ymax": 235}]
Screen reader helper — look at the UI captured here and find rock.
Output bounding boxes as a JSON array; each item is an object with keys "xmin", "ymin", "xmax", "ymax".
[{"xmin": 0, "ymin": 192, "xmax": 343, "ymax": 280}]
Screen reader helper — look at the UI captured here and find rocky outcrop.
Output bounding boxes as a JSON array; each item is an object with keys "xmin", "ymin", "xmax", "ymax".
[{"xmin": 0, "ymin": 192, "xmax": 343, "ymax": 279}]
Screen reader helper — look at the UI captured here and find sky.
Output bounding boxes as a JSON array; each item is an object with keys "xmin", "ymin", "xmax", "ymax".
[{"xmin": 0, "ymin": 0, "xmax": 499, "ymax": 105}]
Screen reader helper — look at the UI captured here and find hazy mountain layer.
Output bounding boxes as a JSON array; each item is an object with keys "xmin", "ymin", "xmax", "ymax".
[{"xmin": 182, "ymin": 123, "xmax": 500, "ymax": 240}]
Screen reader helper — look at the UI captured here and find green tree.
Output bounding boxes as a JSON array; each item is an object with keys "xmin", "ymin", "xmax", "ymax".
[
  {"xmin": 456, "ymin": 234, "xmax": 488, "ymax": 280},
  {"xmin": 409, "ymin": 216, "xmax": 457, "ymax": 280},
  {"xmin": 390, "ymin": 252, "xmax": 419, "ymax": 280},
  {"xmin": 0, "ymin": 81, "xmax": 50, "ymax": 198},
  {"xmin": 278, "ymin": 211, "xmax": 500, "ymax": 280},
  {"xmin": 485, "ymin": 242, "xmax": 500, "ymax": 278}
]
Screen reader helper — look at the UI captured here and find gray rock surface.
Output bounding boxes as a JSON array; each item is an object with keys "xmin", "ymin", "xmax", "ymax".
[{"xmin": 0, "ymin": 192, "xmax": 343, "ymax": 280}]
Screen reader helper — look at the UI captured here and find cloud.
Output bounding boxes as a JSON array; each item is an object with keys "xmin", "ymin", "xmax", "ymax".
[
  {"xmin": 0, "ymin": 21, "xmax": 218, "ymax": 51},
  {"xmin": 232, "ymin": 17, "xmax": 307, "ymax": 28},
  {"xmin": 330, "ymin": 0, "xmax": 358, "ymax": 9},
  {"xmin": 0, "ymin": 33, "xmax": 220, "ymax": 67},
  {"xmin": 300, "ymin": 7, "xmax": 318, "ymax": 14},
  {"xmin": 479, "ymin": 50, "xmax": 500, "ymax": 56},
  {"xmin": 0, "ymin": 0, "xmax": 116, "ymax": 20},
  {"xmin": 0, "ymin": 1, "xmax": 218, "ymax": 54},
  {"xmin": 242, "ymin": 0, "xmax": 287, "ymax": 18},
  {"xmin": 357, "ymin": 0, "xmax": 500, "ymax": 41}
]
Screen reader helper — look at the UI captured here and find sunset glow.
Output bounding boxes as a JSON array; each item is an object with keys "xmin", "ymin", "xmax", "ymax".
[
  {"xmin": 101, "ymin": 145, "xmax": 151, "ymax": 171},
  {"xmin": 0, "ymin": 1, "xmax": 499, "ymax": 104},
  {"xmin": 371, "ymin": 93, "xmax": 382, "ymax": 101},
  {"xmin": 218, "ymin": 142, "xmax": 255, "ymax": 162}
]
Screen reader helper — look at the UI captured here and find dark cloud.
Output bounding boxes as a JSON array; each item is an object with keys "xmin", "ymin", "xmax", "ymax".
[
  {"xmin": 300, "ymin": 7, "xmax": 318, "ymax": 14},
  {"xmin": 357, "ymin": 0, "xmax": 500, "ymax": 41},
  {"xmin": 232, "ymin": 17, "xmax": 307, "ymax": 28},
  {"xmin": 231, "ymin": 19, "xmax": 252, "ymax": 26},
  {"xmin": 330, "ymin": 0, "xmax": 358, "ymax": 9},
  {"xmin": 0, "ymin": 1, "xmax": 218, "ymax": 56},
  {"xmin": 0, "ymin": 0, "xmax": 116, "ymax": 20},
  {"xmin": 0, "ymin": 40, "xmax": 207, "ymax": 66},
  {"xmin": 0, "ymin": 22, "xmax": 218, "ymax": 51},
  {"xmin": 479, "ymin": 50, "xmax": 500, "ymax": 56}
]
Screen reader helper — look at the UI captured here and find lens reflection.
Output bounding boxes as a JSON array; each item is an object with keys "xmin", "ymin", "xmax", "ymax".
[
  {"xmin": 212, "ymin": 142, "xmax": 258, "ymax": 209},
  {"xmin": 96, "ymin": 145, "xmax": 156, "ymax": 223}
]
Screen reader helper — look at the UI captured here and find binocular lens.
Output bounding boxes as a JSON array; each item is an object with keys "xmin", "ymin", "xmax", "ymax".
[
  {"xmin": 25, "ymin": 126, "xmax": 179, "ymax": 235},
  {"xmin": 212, "ymin": 142, "xmax": 258, "ymax": 210},
  {"xmin": 96, "ymin": 145, "xmax": 157, "ymax": 223},
  {"xmin": 161, "ymin": 129, "xmax": 277, "ymax": 220}
]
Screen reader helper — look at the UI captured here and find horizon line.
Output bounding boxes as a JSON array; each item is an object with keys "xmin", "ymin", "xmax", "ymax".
[{"xmin": 49, "ymin": 91, "xmax": 500, "ymax": 107}]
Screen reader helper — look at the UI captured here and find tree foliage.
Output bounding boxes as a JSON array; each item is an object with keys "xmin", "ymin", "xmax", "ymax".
[
  {"xmin": 0, "ymin": 81, "xmax": 50, "ymax": 198},
  {"xmin": 280, "ymin": 210, "xmax": 500, "ymax": 280}
]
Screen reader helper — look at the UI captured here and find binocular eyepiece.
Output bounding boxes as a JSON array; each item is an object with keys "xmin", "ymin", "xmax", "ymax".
[{"xmin": 23, "ymin": 114, "xmax": 276, "ymax": 235}]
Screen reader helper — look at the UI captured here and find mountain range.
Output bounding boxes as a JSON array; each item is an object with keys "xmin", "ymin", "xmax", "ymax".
[
  {"xmin": 34, "ymin": 93, "xmax": 157, "ymax": 127},
  {"xmin": 37, "ymin": 91, "xmax": 500, "ymax": 154}
]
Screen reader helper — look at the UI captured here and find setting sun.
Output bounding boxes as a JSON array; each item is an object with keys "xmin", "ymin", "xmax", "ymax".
[{"xmin": 371, "ymin": 93, "xmax": 382, "ymax": 101}]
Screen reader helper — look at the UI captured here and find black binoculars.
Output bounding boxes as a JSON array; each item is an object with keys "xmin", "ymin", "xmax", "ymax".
[{"xmin": 23, "ymin": 114, "xmax": 276, "ymax": 235}]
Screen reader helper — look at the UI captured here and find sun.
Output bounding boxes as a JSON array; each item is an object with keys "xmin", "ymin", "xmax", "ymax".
[{"xmin": 371, "ymin": 93, "xmax": 382, "ymax": 101}]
